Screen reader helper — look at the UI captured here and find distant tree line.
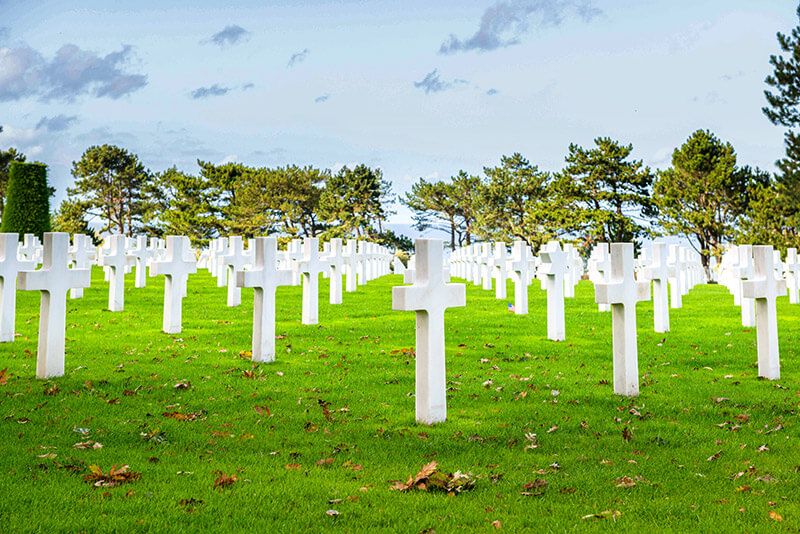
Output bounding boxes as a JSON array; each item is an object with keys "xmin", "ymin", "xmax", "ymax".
[{"xmin": 47, "ymin": 147, "xmax": 410, "ymax": 250}]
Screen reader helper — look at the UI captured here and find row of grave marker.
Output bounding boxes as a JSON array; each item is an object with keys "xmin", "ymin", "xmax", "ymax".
[
  {"xmin": 2, "ymin": 232, "xmax": 793, "ymax": 427},
  {"xmin": 0, "ymin": 232, "xmax": 393, "ymax": 379},
  {"xmin": 394, "ymin": 238, "xmax": 792, "ymax": 424}
]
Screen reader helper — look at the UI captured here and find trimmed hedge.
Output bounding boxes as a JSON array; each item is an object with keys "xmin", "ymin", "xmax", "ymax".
[{"xmin": 0, "ymin": 162, "xmax": 51, "ymax": 238}]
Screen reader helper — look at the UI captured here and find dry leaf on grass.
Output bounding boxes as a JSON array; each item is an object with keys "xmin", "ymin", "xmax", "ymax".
[
  {"xmin": 84, "ymin": 465, "xmax": 140, "ymax": 487},
  {"xmin": 213, "ymin": 472, "xmax": 238, "ymax": 489},
  {"xmin": 582, "ymin": 510, "xmax": 622, "ymax": 521},
  {"xmin": 521, "ymin": 479, "xmax": 548, "ymax": 496},
  {"xmin": 615, "ymin": 476, "xmax": 636, "ymax": 488},
  {"xmin": 163, "ymin": 411, "xmax": 202, "ymax": 422},
  {"xmin": 389, "ymin": 461, "xmax": 475, "ymax": 495},
  {"xmin": 74, "ymin": 441, "xmax": 103, "ymax": 450},
  {"xmin": 0, "ymin": 368, "xmax": 10, "ymax": 385}
]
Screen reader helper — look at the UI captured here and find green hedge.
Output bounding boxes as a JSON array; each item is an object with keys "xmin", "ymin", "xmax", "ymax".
[{"xmin": 0, "ymin": 162, "xmax": 52, "ymax": 238}]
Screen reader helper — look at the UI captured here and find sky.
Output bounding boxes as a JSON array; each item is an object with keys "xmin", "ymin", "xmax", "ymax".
[{"xmin": 0, "ymin": 0, "xmax": 796, "ymax": 233}]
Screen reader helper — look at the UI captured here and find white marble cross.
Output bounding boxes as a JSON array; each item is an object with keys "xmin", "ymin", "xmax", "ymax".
[
  {"xmin": 324, "ymin": 238, "xmax": 344, "ymax": 305},
  {"xmin": 296, "ymin": 237, "xmax": 326, "ymax": 325},
  {"xmin": 128, "ymin": 235, "xmax": 152, "ymax": 288},
  {"xmin": 150, "ymin": 236, "xmax": 197, "ymax": 334},
  {"xmin": 69, "ymin": 234, "xmax": 93, "ymax": 299},
  {"xmin": 343, "ymin": 239, "xmax": 359, "ymax": 292},
  {"xmin": 392, "ymin": 256, "xmax": 406, "ymax": 276},
  {"xmin": 539, "ymin": 241, "xmax": 567, "ymax": 341},
  {"xmin": 735, "ymin": 245, "xmax": 756, "ymax": 327},
  {"xmin": 642, "ymin": 241, "xmax": 670, "ymax": 333},
  {"xmin": 214, "ymin": 237, "xmax": 229, "ymax": 287},
  {"xmin": 784, "ymin": 248, "xmax": 799, "ymax": 304},
  {"xmin": 18, "ymin": 233, "xmax": 41, "ymax": 263},
  {"xmin": 742, "ymin": 245, "xmax": 786, "ymax": 380},
  {"xmin": 18, "ymin": 233, "xmax": 91, "ymax": 378},
  {"xmin": 392, "ymin": 238, "xmax": 466, "ymax": 424},
  {"xmin": 100, "ymin": 234, "xmax": 133, "ymax": 312},
  {"xmin": 492, "ymin": 242, "xmax": 508, "ymax": 299},
  {"xmin": 507, "ymin": 241, "xmax": 531, "ymax": 315},
  {"xmin": 590, "ymin": 243, "xmax": 611, "ymax": 312},
  {"xmin": 668, "ymin": 245, "xmax": 684, "ymax": 309},
  {"xmin": 237, "ymin": 237, "xmax": 294, "ymax": 362},
  {"xmin": 595, "ymin": 242, "xmax": 650, "ymax": 397},
  {"xmin": 0, "ymin": 233, "xmax": 35, "ymax": 342},
  {"xmin": 223, "ymin": 236, "xmax": 249, "ymax": 307},
  {"xmin": 563, "ymin": 243, "xmax": 576, "ymax": 298}
]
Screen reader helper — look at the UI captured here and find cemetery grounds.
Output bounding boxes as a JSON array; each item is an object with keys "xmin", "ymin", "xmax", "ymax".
[{"xmin": 0, "ymin": 268, "xmax": 799, "ymax": 532}]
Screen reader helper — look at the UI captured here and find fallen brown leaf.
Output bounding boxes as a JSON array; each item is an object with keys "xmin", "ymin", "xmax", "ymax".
[
  {"xmin": 84, "ymin": 465, "xmax": 140, "ymax": 487},
  {"xmin": 213, "ymin": 472, "xmax": 238, "ymax": 489}
]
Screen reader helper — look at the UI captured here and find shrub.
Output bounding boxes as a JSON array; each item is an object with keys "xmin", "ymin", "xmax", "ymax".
[{"xmin": 0, "ymin": 162, "xmax": 52, "ymax": 238}]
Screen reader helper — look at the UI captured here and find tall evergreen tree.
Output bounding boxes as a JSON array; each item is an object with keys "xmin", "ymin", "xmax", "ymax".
[
  {"xmin": 758, "ymin": 3, "xmax": 800, "ymax": 246},
  {"xmin": 476, "ymin": 153, "xmax": 553, "ymax": 252},
  {"xmin": 150, "ymin": 167, "xmax": 216, "ymax": 246},
  {"xmin": 319, "ymin": 164, "xmax": 392, "ymax": 237},
  {"xmin": 403, "ymin": 171, "xmax": 482, "ymax": 249},
  {"xmin": 267, "ymin": 165, "xmax": 327, "ymax": 238},
  {"xmin": 68, "ymin": 145, "xmax": 153, "ymax": 236},
  {"xmin": 653, "ymin": 130, "xmax": 762, "ymax": 276},
  {"xmin": 404, "ymin": 178, "xmax": 460, "ymax": 248},
  {"xmin": 52, "ymin": 198, "xmax": 98, "ymax": 244},
  {"xmin": 558, "ymin": 137, "xmax": 655, "ymax": 249},
  {"xmin": 198, "ymin": 160, "xmax": 250, "ymax": 236}
]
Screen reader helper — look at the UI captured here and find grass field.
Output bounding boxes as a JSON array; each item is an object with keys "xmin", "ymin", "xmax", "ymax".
[{"xmin": 1, "ymin": 268, "xmax": 799, "ymax": 532}]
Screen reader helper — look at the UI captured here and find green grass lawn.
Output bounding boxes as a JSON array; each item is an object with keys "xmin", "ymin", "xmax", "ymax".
[{"xmin": 1, "ymin": 268, "xmax": 799, "ymax": 532}]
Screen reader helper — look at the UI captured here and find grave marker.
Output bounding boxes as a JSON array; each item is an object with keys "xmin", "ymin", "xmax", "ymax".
[
  {"xmin": 100, "ymin": 235, "xmax": 133, "ymax": 312},
  {"xmin": 237, "ymin": 237, "xmax": 294, "ymax": 362},
  {"xmin": 595, "ymin": 243, "xmax": 650, "ymax": 396},
  {"xmin": 642, "ymin": 241, "xmax": 670, "ymax": 333},
  {"xmin": 539, "ymin": 241, "xmax": 567, "ymax": 341},
  {"xmin": 0, "ymin": 233, "xmax": 35, "ymax": 342},
  {"xmin": 742, "ymin": 245, "xmax": 786, "ymax": 380},
  {"xmin": 18, "ymin": 233, "xmax": 91, "ymax": 378},
  {"xmin": 392, "ymin": 239, "xmax": 466, "ymax": 424},
  {"xmin": 150, "ymin": 236, "xmax": 197, "ymax": 334}
]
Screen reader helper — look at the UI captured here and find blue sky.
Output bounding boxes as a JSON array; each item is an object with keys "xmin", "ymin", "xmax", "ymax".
[{"xmin": 0, "ymin": 0, "xmax": 796, "ymax": 226}]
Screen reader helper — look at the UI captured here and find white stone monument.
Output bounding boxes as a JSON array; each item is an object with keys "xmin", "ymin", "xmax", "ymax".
[
  {"xmin": 668, "ymin": 244, "xmax": 683, "ymax": 309},
  {"xmin": 223, "ymin": 236, "xmax": 249, "ymax": 307},
  {"xmin": 150, "ymin": 236, "xmax": 197, "ymax": 334},
  {"xmin": 0, "ymin": 233, "xmax": 35, "ymax": 342},
  {"xmin": 589, "ymin": 243, "xmax": 611, "ymax": 312},
  {"xmin": 735, "ymin": 245, "xmax": 756, "ymax": 327},
  {"xmin": 128, "ymin": 235, "xmax": 152, "ymax": 288},
  {"xmin": 18, "ymin": 233, "xmax": 92, "ymax": 378},
  {"xmin": 324, "ymin": 238, "xmax": 344, "ymax": 305},
  {"xmin": 296, "ymin": 238, "xmax": 326, "ymax": 325},
  {"xmin": 642, "ymin": 241, "xmax": 670, "ymax": 333},
  {"xmin": 784, "ymin": 248, "xmax": 799, "ymax": 305},
  {"xmin": 237, "ymin": 237, "xmax": 294, "ymax": 362},
  {"xmin": 100, "ymin": 234, "xmax": 133, "ymax": 312},
  {"xmin": 507, "ymin": 240, "xmax": 531, "ymax": 315},
  {"xmin": 392, "ymin": 238, "xmax": 466, "ymax": 424},
  {"xmin": 742, "ymin": 245, "xmax": 786, "ymax": 380},
  {"xmin": 539, "ymin": 241, "xmax": 567, "ymax": 341},
  {"xmin": 492, "ymin": 242, "xmax": 508, "ymax": 299},
  {"xmin": 69, "ymin": 234, "xmax": 93, "ymax": 299},
  {"xmin": 594, "ymin": 242, "xmax": 650, "ymax": 397}
]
